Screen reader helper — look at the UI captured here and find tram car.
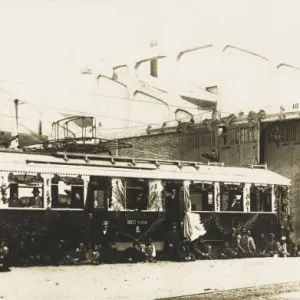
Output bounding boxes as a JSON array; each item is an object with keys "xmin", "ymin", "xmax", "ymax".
[{"xmin": 0, "ymin": 116, "xmax": 292, "ymax": 253}]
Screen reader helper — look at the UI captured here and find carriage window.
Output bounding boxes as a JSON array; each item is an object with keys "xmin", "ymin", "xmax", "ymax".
[
  {"xmin": 125, "ymin": 178, "xmax": 148, "ymax": 211},
  {"xmin": 250, "ymin": 186, "xmax": 272, "ymax": 212},
  {"xmin": 89, "ymin": 176, "xmax": 108, "ymax": 210},
  {"xmin": 8, "ymin": 173, "xmax": 44, "ymax": 208},
  {"xmin": 220, "ymin": 187, "xmax": 243, "ymax": 211},
  {"xmin": 189, "ymin": 183, "xmax": 214, "ymax": 211},
  {"xmin": 51, "ymin": 174, "xmax": 84, "ymax": 209}
]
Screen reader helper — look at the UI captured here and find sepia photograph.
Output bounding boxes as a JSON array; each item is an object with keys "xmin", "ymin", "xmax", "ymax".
[{"xmin": 1, "ymin": 0, "xmax": 300, "ymax": 299}]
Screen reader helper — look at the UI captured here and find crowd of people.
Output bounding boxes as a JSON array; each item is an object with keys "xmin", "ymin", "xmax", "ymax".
[{"xmin": 0, "ymin": 220, "xmax": 298, "ymax": 272}]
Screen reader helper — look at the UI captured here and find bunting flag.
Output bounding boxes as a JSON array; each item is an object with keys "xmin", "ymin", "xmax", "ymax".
[
  {"xmin": 182, "ymin": 181, "xmax": 206, "ymax": 241},
  {"xmin": 108, "ymin": 178, "xmax": 125, "ymax": 211},
  {"xmin": 148, "ymin": 180, "xmax": 163, "ymax": 211}
]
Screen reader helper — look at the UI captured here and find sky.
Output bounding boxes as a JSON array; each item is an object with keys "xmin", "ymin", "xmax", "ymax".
[{"xmin": 1, "ymin": 0, "xmax": 300, "ymax": 135}]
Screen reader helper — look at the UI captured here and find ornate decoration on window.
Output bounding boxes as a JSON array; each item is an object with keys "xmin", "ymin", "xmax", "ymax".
[
  {"xmin": 274, "ymin": 185, "xmax": 292, "ymax": 229},
  {"xmin": 0, "ymin": 183, "xmax": 8, "ymax": 205},
  {"xmin": 274, "ymin": 185, "xmax": 290, "ymax": 208},
  {"xmin": 182, "ymin": 181, "xmax": 191, "ymax": 214},
  {"xmin": 109, "ymin": 178, "xmax": 125, "ymax": 211},
  {"xmin": 190, "ymin": 182, "xmax": 214, "ymax": 192},
  {"xmin": 148, "ymin": 180, "xmax": 163, "ymax": 211},
  {"xmin": 220, "ymin": 182, "xmax": 245, "ymax": 192},
  {"xmin": 46, "ymin": 190, "xmax": 51, "ymax": 208},
  {"xmin": 8, "ymin": 172, "xmax": 44, "ymax": 184},
  {"xmin": 250, "ymin": 184, "xmax": 272, "ymax": 193},
  {"xmin": 244, "ymin": 184, "xmax": 251, "ymax": 212},
  {"xmin": 215, "ymin": 183, "xmax": 220, "ymax": 211},
  {"xmin": 107, "ymin": 179, "xmax": 113, "ymax": 208},
  {"xmin": 52, "ymin": 174, "xmax": 83, "ymax": 185}
]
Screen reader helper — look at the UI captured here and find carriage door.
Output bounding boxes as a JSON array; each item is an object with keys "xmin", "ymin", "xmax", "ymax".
[{"xmin": 165, "ymin": 181, "xmax": 182, "ymax": 227}]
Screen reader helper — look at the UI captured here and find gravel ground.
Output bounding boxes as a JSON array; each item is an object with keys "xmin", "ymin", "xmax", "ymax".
[{"xmin": 1, "ymin": 258, "xmax": 300, "ymax": 300}]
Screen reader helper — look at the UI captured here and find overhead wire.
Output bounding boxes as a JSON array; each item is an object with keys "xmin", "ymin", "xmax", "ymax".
[{"xmin": 0, "ymin": 79, "xmax": 207, "ymax": 111}]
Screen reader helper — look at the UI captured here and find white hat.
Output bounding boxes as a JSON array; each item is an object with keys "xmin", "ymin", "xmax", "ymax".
[{"xmin": 281, "ymin": 236, "xmax": 286, "ymax": 241}]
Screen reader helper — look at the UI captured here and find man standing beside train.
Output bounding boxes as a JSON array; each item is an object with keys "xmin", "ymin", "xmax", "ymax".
[{"xmin": 96, "ymin": 220, "xmax": 117, "ymax": 263}]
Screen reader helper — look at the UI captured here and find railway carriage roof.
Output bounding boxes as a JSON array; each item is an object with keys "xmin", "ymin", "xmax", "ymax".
[{"xmin": 0, "ymin": 151, "xmax": 291, "ymax": 186}]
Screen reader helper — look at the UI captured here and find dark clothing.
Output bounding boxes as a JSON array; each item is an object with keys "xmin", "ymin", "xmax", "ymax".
[
  {"xmin": 191, "ymin": 239, "xmax": 212, "ymax": 259},
  {"xmin": 227, "ymin": 234, "xmax": 238, "ymax": 250},
  {"xmin": 166, "ymin": 229, "xmax": 181, "ymax": 261},
  {"xmin": 96, "ymin": 231, "xmax": 117, "ymax": 263},
  {"xmin": 0, "ymin": 246, "xmax": 10, "ymax": 271},
  {"xmin": 124, "ymin": 247, "xmax": 143, "ymax": 263},
  {"xmin": 15, "ymin": 245, "xmax": 29, "ymax": 266},
  {"xmin": 165, "ymin": 195, "xmax": 181, "ymax": 225},
  {"xmin": 266, "ymin": 240, "xmax": 277, "ymax": 257},
  {"xmin": 96, "ymin": 231, "xmax": 115, "ymax": 248},
  {"xmin": 166, "ymin": 229, "xmax": 180, "ymax": 246},
  {"xmin": 220, "ymin": 246, "xmax": 237, "ymax": 259},
  {"xmin": 26, "ymin": 196, "xmax": 43, "ymax": 208},
  {"xmin": 9, "ymin": 198, "xmax": 22, "ymax": 207},
  {"xmin": 257, "ymin": 237, "xmax": 268, "ymax": 256}
]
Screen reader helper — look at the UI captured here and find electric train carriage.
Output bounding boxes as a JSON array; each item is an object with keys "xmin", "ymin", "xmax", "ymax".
[{"xmin": 0, "ymin": 150, "xmax": 292, "ymax": 253}]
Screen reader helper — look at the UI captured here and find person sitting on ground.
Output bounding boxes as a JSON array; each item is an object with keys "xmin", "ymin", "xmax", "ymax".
[
  {"xmin": 219, "ymin": 241, "xmax": 237, "ymax": 259},
  {"xmin": 28, "ymin": 233, "xmax": 41, "ymax": 265},
  {"xmin": 236, "ymin": 227, "xmax": 253, "ymax": 258},
  {"xmin": 191, "ymin": 238, "xmax": 212, "ymax": 260},
  {"xmin": 179, "ymin": 239, "xmax": 196, "ymax": 262},
  {"xmin": 52, "ymin": 239, "xmax": 76, "ymax": 265},
  {"xmin": 295, "ymin": 244, "xmax": 300, "ymax": 257},
  {"xmin": 73, "ymin": 243, "xmax": 87, "ymax": 263},
  {"xmin": 75, "ymin": 244, "xmax": 101, "ymax": 265},
  {"xmin": 265, "ymin": 233, "xmax": 278, "ymax": 257},
  {"xmin": 256, "ymin": 233, "xmax": 268, "ymax": 257},
  {"xmin": 247, "ymin": 230, "xmax": 257, "ymax": 256},
  {"xmin": 15, "ymin": 240, "xmax": 29, "ymax": 267},
  {"xmin": 142, "ymin": 238, "xmax": 156, "ymax": 262},
  {"xmin": 85, "ymin": 245, "xmax": 101, "ymax": 265},
  {"xmin": 227, "ymin": 228, "xmax": 239, "ymax": 252},
  {"xmin": 277, "ymin": 236, "xmax": 290, "ymax": 257},
  {"xmin": 290, "ymin": 245, "xmax": 298, "ymax": 257},
  {"xmin": 166, "ymin": 222, "xmax": 181, "ymax": 261},
  {"xmin": 124, "ymin": 240, "xmax": 144, "ymax": 263},
  {"xmin": 0, "ymin": 239, "xmax": 10, "ymax": 271}
]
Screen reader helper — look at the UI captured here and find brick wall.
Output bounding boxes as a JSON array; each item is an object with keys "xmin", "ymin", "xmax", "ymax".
[{"xmin": 117, "ymin": 132, "xmax": 186, "ymax": 160}]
